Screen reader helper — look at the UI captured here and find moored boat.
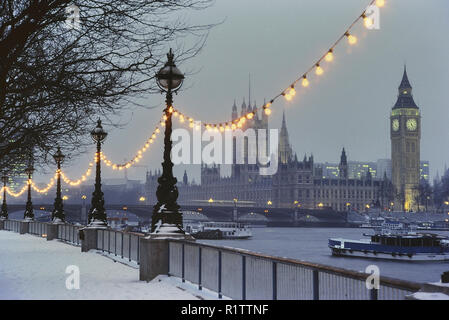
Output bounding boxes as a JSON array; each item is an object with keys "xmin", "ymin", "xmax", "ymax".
[
  {"xmin": 329, "ymin": 219, "xmax": 449, "ymax": 261},
  {"xmin": 184, "ymin": 221, "xmax": 252, "ymax": 239}
]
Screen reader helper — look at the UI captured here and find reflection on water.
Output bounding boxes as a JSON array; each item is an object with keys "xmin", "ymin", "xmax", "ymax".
[{"xmin": 199, "ymin": 227, "xmax": 449, "ymax": 283}]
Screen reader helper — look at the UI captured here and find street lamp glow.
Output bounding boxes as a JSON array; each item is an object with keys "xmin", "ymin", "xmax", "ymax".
[{"xmin": 139, "ymin": 196, "xmax": 146, "ymax": 202}]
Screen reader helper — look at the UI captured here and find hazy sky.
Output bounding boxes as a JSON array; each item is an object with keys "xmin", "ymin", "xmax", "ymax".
[{"xmin": 35, "ymin": 0, "xmax": 449, "ymax": 186}]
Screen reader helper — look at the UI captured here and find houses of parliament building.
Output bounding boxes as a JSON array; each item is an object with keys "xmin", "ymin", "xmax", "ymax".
[{"xmin": 145, "ymin": 68, "xmax": 420, "ymax": 212}]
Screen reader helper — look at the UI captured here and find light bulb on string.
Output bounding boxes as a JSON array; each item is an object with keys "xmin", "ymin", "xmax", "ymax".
[
  {"xmin": 315, "ymin": 64, "xmax": 324, "ymax": 76},
  {"xmin": 284, "ymin": 93, "xmax": 292, "ymax": 101},
  {"xmin": 362, "ymin": 14, "xmax": 374, "ymax": 29},
  {"xmin": 264, "ymin": 107, "xmax": 272, "ymax": 116},
  {"xmin": 302, "ymin": 76, "xmax": 310, "ymax": 87},
  {"xmin": 325, "ymin": 49, "xmax": 334, "ymax": 62},
  {"xmin": 346, "ymin": 32, "xmax": 357, "ymax": 45},
  {"xmin": 376, "ymin": 0, "xmax": 385, "ymax": 8},
  {"xmin": 288, "ymin": 86, "xmax": 296, "ymax": 97}
]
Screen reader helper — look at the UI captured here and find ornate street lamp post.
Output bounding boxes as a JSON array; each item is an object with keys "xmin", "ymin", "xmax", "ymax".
[
  {"xmin": 1, "ymin": 174, "xmax": 8, "ymax": 220},
  {"xmin": 52, "ymin": 147, "xmax": 65, "ymax": 223},
  {"xmin": 151, "ymin": 49, "xmax": 185, "ymax": 233},
  {"xmin": 24, "ymin": 164, "xmax": 34, "ymax": 220},
  {"xmin": 88, "ymin": 119, "xmax": 108, "ymax": 227}
]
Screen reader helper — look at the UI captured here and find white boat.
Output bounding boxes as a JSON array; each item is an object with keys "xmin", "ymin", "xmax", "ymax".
[
  {"xmin": 184, "ymin": 221, "xmax": 252, "ymax": 239},
  {"xmin": 329, "ymin": 219, "xmax": 449, "ymax": 261}
]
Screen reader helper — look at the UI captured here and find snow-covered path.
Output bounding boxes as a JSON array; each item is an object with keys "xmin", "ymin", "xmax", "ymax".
[{"xmin": 0, "ymin": 231, "xmax": 204, "ymax": 300}]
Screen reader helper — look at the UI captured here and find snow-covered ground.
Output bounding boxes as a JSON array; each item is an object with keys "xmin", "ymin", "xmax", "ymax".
[{"xmin": 0, "ymin": 231, "xmax": 219, "ymax": 300}]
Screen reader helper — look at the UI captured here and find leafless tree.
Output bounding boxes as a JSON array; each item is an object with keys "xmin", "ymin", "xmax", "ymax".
[{"xmin": 0, "ymin": 0, "xmax": 214, "ymax": 172}]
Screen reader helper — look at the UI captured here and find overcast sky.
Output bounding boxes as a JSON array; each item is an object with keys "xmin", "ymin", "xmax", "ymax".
[{"xmin": 34, "ymin": 0, "xmax": 449, "ymax": 186}]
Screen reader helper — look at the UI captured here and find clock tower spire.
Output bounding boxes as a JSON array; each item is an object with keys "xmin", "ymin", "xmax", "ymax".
[{"xmin": 390, "ymin": 65, "xmax": 421, "ymax": 212}]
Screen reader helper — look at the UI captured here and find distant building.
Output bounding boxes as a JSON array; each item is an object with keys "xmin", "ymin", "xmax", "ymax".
[
  {"xmin": 390, "ymin": 66, "xmax": 421, "ymax": 211},
  {"xmin": 317, "ymin": 160, "xmax": 377, "ymax": 180},
  {"xmin": 146, "ymin": 100, "xmax": 382, "ymax": 212},
  {"xmin": 319, "ymin": 159, "xmax": 429, "ymax": 182}
]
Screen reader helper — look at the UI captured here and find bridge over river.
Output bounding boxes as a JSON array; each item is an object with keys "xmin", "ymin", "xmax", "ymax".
[{"xmin": 5, "ymin": 204, "xmax": 351, "ymax": 227}]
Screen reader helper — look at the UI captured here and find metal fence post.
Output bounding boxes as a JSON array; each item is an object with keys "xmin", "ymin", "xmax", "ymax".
[
  {"xmin": 242, "ymin": 256, "xmax": 246, "ymax": 300},
  {"xmin": 128, "ymin": 234, "xmax": 131, "ymax": 262},
  {"xmin": 272, "ymin": 261, "xmax": 277, "ymax": 300},
  {"xmin": 137, "ymin": 236, "xmax": 140, "ymax": 264},
  {"xmin": 114, "ymin": 231, "xmax": 117, "ymax": 256},
  {"xmin": 313, "ymin": 269, "xmax": 319, "ymax": 300},
  {"xmin": 102, "ymin": 230, "xmax": 105, "ymax": 252},
  {"xmin": 182, "ymin": 243, "xmax": 185, "ymax": 283},
  {"xmin": 370, "ymin": 288, "xmax": 378, "ymax": 300},
  {"xmin": 218, "ymin": 251, "xmax": 222, "ymax": 299},
  {"xmin": 198, "ymin": 247, "xmax": 202, "ymax": 290},
  {"xmin": 167, "ymin": 242, "xmax": 171, "ymax": 277},
  {"xmin": 108, "ymin": 231, "xmax": 111, "ymax": 254},
  {"xmin": 121, "ymin": 232, "xmax": 124, "ymax": 259}
]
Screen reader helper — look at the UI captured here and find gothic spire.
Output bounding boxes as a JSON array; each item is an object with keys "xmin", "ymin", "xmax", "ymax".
[
  {"xmin": 232, "ymin": 99, "xmax": 238, "ymax": 120},
  {"xmin": 399, "ymin": 64, "xmax": 411, "ymax": 90},
  {"xmin": 394, "ymin": 65, "xmax": 418, "ymax": 109},
  {"xmin": 278, "ymin": 110, "xmax": 293, "ymax": 164},
  {"xmin": 241, "ymin": 97, "xmax": 247, "ymax": 116}
]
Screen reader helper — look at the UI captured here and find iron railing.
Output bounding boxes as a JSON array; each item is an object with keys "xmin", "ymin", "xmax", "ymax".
[
  {"xmin": 96, "ymin": 229, "xmax": 142, "ymax": 264},
  {"xmin": 3, "ymin": 219, "xmax": 21, "ymax": 232},
  {"xmin": 58, "ymin": 224, "xmax": 82, "ymax": 246},
  {"xmin": 28, "ymin": 221, "xmax": 48, "ymax": 237},
  {"xmin": 168, "ymin": 240, "xmax": 422, "ymax": 300},
  {"xmin": 1, "ymin": 220, "xmax": 423, "ymax": 299}
]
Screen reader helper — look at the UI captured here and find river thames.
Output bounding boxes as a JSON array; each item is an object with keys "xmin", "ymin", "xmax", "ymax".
[{"xmin": 199, "ymin": 227, "xmax": 449, "ymax": 283}]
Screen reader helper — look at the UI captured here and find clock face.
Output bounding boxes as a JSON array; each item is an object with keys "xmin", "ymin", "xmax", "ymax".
[
  {"xmin": 392, "ymin": 119, "xmax": 399, "ymax": 131},
  {"xmin": 406, "ymin": 118, "xmax": 417, "ymax": 131}
]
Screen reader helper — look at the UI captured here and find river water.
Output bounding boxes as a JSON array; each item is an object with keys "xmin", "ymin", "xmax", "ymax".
[{"xmin": 199, "ymin": 227, "xmax": 449, "ymax": 283}]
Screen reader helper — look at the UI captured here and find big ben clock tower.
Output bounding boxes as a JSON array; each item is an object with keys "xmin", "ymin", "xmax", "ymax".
[{"xmin": 390, "ymin": 66, "xmax": 421, "ymax": 212}]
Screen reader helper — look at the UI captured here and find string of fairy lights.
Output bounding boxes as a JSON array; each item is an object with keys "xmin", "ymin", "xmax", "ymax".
[
  {"xmin": 174, "ymin": 0, "xmax": 385, "ymax": 131},
  {"xmin": 2, "ymin": 114, "xmax": 165, "ymax": 198},
  {"xmin": 1, "ymin": 0, "xmax": 385, "ymax": 198}
]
